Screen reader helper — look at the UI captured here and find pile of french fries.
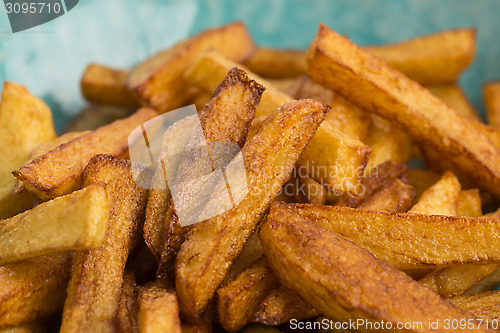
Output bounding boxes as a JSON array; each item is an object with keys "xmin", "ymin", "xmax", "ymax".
[{"xmin": 3, "ymin": 21, "xmax": 500, "ymax": 333}]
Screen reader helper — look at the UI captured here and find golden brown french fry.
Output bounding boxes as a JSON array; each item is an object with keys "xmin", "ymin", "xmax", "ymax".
[
  {"xmin": 291, "ymin": 203, "xmax": 500, "ymax": 270},
  {"xmin": 0, "ymin": 186, "xmax": 108, "ymax": 264},
  {"xmin": 265, "ymin": 77, "xmax": 300, "ymax": 95},
  {"xmin": 450, "ymin": 291, "xmax": 500, "ymax": 320},
  {"xmin": 260, "ymin": 201, "xmax": 487, "ymax": 333},
  {"xmin": 408, "ymin": 168, "xmax": 441, "ymax": 202},
  {"xmin": 0, "ymin": 253, "xmax": 71, "ymax": 327},
  {"xmin": 185, "ymin": 50, "xmax": 370, "ymax": 194},
  {"xmin": 14, "ymin": 108, "xmax": 157, "ymax": 200},
  {"xmin": 116, "ymin": 270, "xmax": 139, "ymax": 333},
  {"xmin": 358, "ymin": 178, "xmax": 414, "ymax": 213},
  {"xmin": 306, "ymin": 24, "xmax": 500, "ymax": 197},
  {"xmin": 0, "ymin": 321, "xmax": 44, "ymax": 333},
  {"xmin": 243, "ymin": 47, "xmax": 307, "ymax": 78},
  {"xmin": 298, "ymin": 176, "xmax": 329, "ymax": 205},
  {"xmin": 127, "ymin": 22, "xmax": 255, "ymax": 113},
  {"xmin": 0, "ymin": 82, "xmax": 56, "ymax": 219},
  {"xmin": 364, "ymin": 115, "xmax": 412, "ymax": 172},
  {"xmin": 222, "ymin": 233, "xmax": 264, "ymax": 286},
  {"xmin": 457, "ymin": 189, "xmax": 482, "ymax": 217},
  {"xmin": 175, "ymin": 99, "xmax": 328, "ymax": 322},
  {"xmin": 156, "ymin": 68, "xmax": 264, "ymax": 273},
  {"xmin": 60, "ymin": 156, "xmax": 148, "ymax": 333},
  {"xmin": 217, "ymin": 256, "xmax": 278, "ymax": 332},
  {"xmin": 408, "ymin": 171, "xmax": 460, "ymax": 215},
  {"xmin": 64, "ymin": 105, "xmax": 135, "ymax": 133},
  {"xmin": 365, "ymin": 28, "xmax": 476, "ymax": 85},
  {"xmin": 81, "ymin": 64, "xmax": 141, "ymax": 108},
  {"xmin": 428, "ymin": 85, "xmax": 481, "ymax": 122},
  {"xmin": 253, "ymin": 285, "xmax": 319, "ymax": 326},
  {"xmin": 138, "ymin": 280, "xmax": 181, "ymax": 333},
  {"xmin": 484, "ymin": 81, "xmax": 500, "ymax": 128},
  {"xmin": 466, "ymin": 267, "xmax": 500, "ymax": 295}
]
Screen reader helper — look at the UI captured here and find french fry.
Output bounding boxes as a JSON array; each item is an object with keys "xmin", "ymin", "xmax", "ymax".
[
  {"xmin": 217, "ymin": 256, "xmax": 278, "ymax": 332},
  {"xmin": 116, "ymin": 270, "xmax": 139, "ymax": 333},
  {"xmin": 365, "ymin": 28, "xmax": 476, "ymax": 85},
  {"xmin": 60, "ymin": 156, "xmax": 148, "ymax": 333},
  {"xmin": 457, "ymin": 189, "xmax": 482, "ymax": 217},
  {"xmin": 483, "ymin": 81, "xmax": 500, "ymax": 128},
  {"xmin": 0, "ymin": 321, "xmax": 44, "ymax": 333},
  {"xmin": 428, "ymin": 85, "xmax": 481, "ymax": 122},
  {"xmin": 137, "ymin": 280, "xmax": 181, "ymax": 333},
  {"xmin": 0, "ymin": 82, "xmax": 56, "ymax": 219},
  {"xmin": 0, "ymin": 253, "xmax": 71, "ymax": 327},
  {"xmin": 290, "ymin": 203, "xmax": 500, "ymax": 270},
  {"xmin": 0, "ymin": 186, "xmax": 108, "ymax": 264},
  {"xmin": 185, "ymin": 50, "xmax": 370, "ymax": 194},
  {"xmin": 408, "ymin": 169, "xmax": 441, "ymax": 202},
  {"xmin": 222, "ymin": 233, "xmax": 264, "ymax": 286},
  {"xmin": 127, "ymin": 22, "xmax": 255, "ymax": 113},
  {"xmin": 298, "ymin": 176, "xmax": 329, "ymax": 205},
  {"xmin": 408, "ymin": 171, "xmax": 460, "ymax": 215},
  {"xmin": 175, "ymin": 99, "xmax": 328, "ymax": 321},
  {"xmin": 306, "ymin": 24, "xmax": 500, "ymax": 197},
  {"xmin": 64, "ymin": 105, "xmax": 135, "ymax": 133},
  {"xmin": 243, "ymin": 48, "xmax": 307, "ymax": 78},
  {"xmin": 13, "ymin": 108, "xmax": 157, "ymax": 200},
  {"xmin": 466, "ymin": 267, "xmax": 500, "ymax": 295},
  {"xmin": 358, "ymin": 178, "xmax": 414, "ymax": 213},
  {"xmin": 81, "ymin": 64, "xmax": 141, "ymax": 108},
  {"xmin": 450, "ymin": 291, "xmax": 500, "ymax": 320},
  {"xmin": 260, "ymin": 201, "xmax": 487, "ymax": 333}
]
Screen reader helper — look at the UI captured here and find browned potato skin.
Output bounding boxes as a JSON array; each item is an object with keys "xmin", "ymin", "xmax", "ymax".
[
  {"xmin": 259, "ymin": 202, "xmax": 490, "ymax": 333},
  {"xmin": 358, "ymin": 178, "xmax": 414, "ymax": 213},
  {"xmin": 147, "ymin": 68, "xmax": 264, "ymax": 266},
  {"xmin": 0, "ymin": 253, "xmax": 71, "ymax": 327},
  {"xmin": 365, "ymin": 28, "xmax": 476, "ymax": 85},
  {"xmin": 0, "ymin": 82, "xmax": 56, "ymax": 219},
  {"xmin": 222, "ymin": 233, "xmax": 264, "ymax": 286},
  {"xmin": 13, "ymin": 108, "xmax": 157, "ymax": 200},
  {"xmin": 306, "ymin": 24, "xmax": 500, "ymax": 197},
  {"xmin": 81, "ymin": 64, "xmax": 141, "ymax": 108},
  {"xmin": 137, "ymin": 280, "xmax": 181, "ymax": 333},
  {"xmin": 484, "ymin": 81, "xmax": 500, "ymax": 128},
  {"xmin": 217, "ymin": 256, "xmax": 278, "ymax": 332},
  {"xmin": 175, "ymin": 99, "xmax": 329, "ymax": 322},
  {"xmin": 450, "ymin": 291, "xmax": 500, "ymax": 320},
  {"xmin": 244, "ymin": 48, "xmax": 307, "ymax": 79},
  {"xmin": 291, "ymin": 203, "xmax": 500, "ymax": 270},
  {"xmin": 60, "ymin": 155, "xmax": 149, "ymax": 333},
  {"xmin": 116, "ymin": 270, "xmax": 139, "ymax": 333},
  {"xmin": 127, "ymin": 22, "xmax": 255, "ymax": 113}
]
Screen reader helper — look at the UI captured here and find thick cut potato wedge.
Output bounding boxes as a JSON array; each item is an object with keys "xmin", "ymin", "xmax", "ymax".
[
  {"xmin": 13, "ymin": 108, "xmax": 157, "ymax": 200},
  {"xmin": 81, "ymin": 64, "xmax": 140, "ymax": 108},
  {"xmin": 243, "ymin": 48, "xmax": 307, "ymax": 78},
  {"xmin": 60, "ymin": 156, "xmax": 148, "ymax": 333},
  {"xmin": 217, "ymin": 256, "xmax": 278, "ymax": 332},
  {"xmin": 457, "ymin": 189, "xmax": 482, "ymax": 217},
  {"xmin": 484, "ymin": 82, "xmax": 500, "ymax": 128},
  {"xmin": 185, "ymin": 50, "xmax": 370, "ymax": 194},
  {"xmin": 450, "ymin": 291, "xmax": 500, "ymax": 320},
  {"xmin": 0, "ymin": 186, "xmax": 108, "ymax": 263},
  {"xmin": 116, "ymin": 270, "xmax": 139, "ymax": 333},
  {"xmin": 365, "ymin": 28, "xmax": 476, "ymax": 85},
  {"xmin": 64, "ymin": 105, "xmax": 135, "ymax": 133},
  {"xmin": 358, "ymin": 178, "xmax": 414, "ymax": 213},
  {"xmin": 408, "ymin": 171, "xmax": 460, "ymax": 215},
  {"xmin": 156, "ymin": 68, "xmax": 264, "ymax": 273},
  {"xmin": 260, "ymin": 202, "xmax": 490, "ymax": 333},
  {"xmin": 306, "ymin": 24, "xmax": 500, "ymax": 197},
  {"xmin": 127, "ymin": 22, "xmax": 255, "ymax": 113},
  {"xmin": 290, "ymin": 203, "xmax": 500, "ymax": 270},
  {"xmin": 137, "ymin": 280, "xmax": 181, "ymax": 333},
  {"xmin": 0, "ymin": 82, "xmax": 56, "ymax": 219},
  {"xmin": 428, "ymin": 85, "xmax": 481, "ymax": 122},
  {"xmin": 0, "ymin": 253, "xmax": 71, "ymax": 327},
  {"xmin": 175, "ymin": 99, "xmax": 328, "ymax": 322}
]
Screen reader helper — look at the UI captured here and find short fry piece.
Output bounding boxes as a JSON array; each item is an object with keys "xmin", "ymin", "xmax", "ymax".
[
  {"xmin": 116, "ymin": 271, "xmax": 139, "ymax": 333},
  {"xmin": 484, "ymin": 81, "xmax": 500, "ymax": 128},
  {"xmin": 457, "ymin": 189, "xmax": 482, "ymax": 217},
  {"xmin": 127, "ymin": 22, "xmax": 255, "ymax": 113},
  {"xmin": 0, "ymin": 82, "xmax": 56, "ymax": 219},
  {"xmin": 243, "ymin": 47, "xmax": 307, "ymax": 78},
  {"xmin": 0, "ymin": 186, "xmax": 108, "ymax": 263},
  {"xmin": 138, "ymin": 280, "xmax": 181, "ymax": 333},
  {"xmin": 60, "ymin": 156, "xmax": 148, "ymax": 333},
  {"xmin": 0, "ymin": 254, "xmax": 71, "ymax": 327},
  {"xmin": 408, "ymin": 169, "xmax": 441, "ymax": 202},
  {"xmin": 450, "ymin": 291, "xmax": 500, "ymax": 320},
  {"xmin": 408, "ymin": 171, "xmax": 460, "ymax": 215},
  {"xmin": 176, "ymin": 100, "xmax": 328, "ymax": 321},
  {"xmin": 358, "ymin": 178, "xmax": 414, "ymax": 213},
  {"xmin": 259, "ymin": 202, "xmax": 488, "ymax": 333},
  {"xmin": 306, "ymin": 24, "xmax": 500, "ymax": 197},
  {"xmin": 81, "ymin": 64, "xmax": 140, "ymax": 108},
  {"xmin": 14, "ymin": 108, "xmax": 157, "ymax": 200}
]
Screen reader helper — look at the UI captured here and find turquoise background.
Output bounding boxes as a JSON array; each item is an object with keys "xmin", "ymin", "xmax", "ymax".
[{"xmin": 0, "ymin": 0, "xmax": 499, "ymax": 132}]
